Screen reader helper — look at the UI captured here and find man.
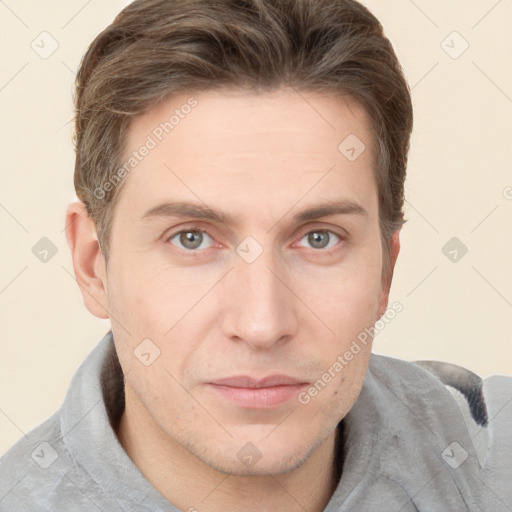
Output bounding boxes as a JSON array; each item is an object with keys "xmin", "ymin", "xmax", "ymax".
[{"xmin": 1, "ymin": 0, "xmax": 510, "ymax": 510}]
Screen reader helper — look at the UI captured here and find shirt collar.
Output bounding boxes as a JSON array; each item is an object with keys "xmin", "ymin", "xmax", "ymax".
[
  {"xmin": 59, "ymin": 331, "xmax": 177, "ymax": 511},
  {"xmin": 60, "ymin": 330, "xmax": 480, "ymax": 511}
]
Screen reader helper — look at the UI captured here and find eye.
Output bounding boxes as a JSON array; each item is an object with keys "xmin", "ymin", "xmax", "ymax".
[
  {"xmin": 297, "ymin": 230, "xmax": 342, "ymax": 250},
  {"xmin": 167, "ymin": 229, "xmax": 214, "ymax": 251},
  {"xmin": 166, "ymin": 227, "xmax": 344, "ymax": 254}
]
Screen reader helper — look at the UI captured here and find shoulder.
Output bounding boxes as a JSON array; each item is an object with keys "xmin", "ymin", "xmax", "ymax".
[
  {"xmin": 412, "ymin": 360, "xmax": 490, "ymax": 426},
  {"xmin": 0, "ymin": 411, "xmax": 66, "ymax": 511},
  {"xmin": 369, "ymin": 353, "xmax": 511, "ymax": 430},
  {"xmin": 0, "ymin": 407, "xmax": 123, "ymax": 512},
  {"xmin": 411, "ymin": 359, "xmax": 512, "ymax": 433},
  {"xmin": 368, "ymin": 353, "xmax": 512, "ymax": 475},
  {"xmin": 362, "ymin": 354, "xmax": 512, "ymax": 506},
  {"xmin": 0, "ymin": 334, "xmax": 123, "ymax": 512},
  {"xmin": 413, "ymin": 359, "xmax": 512, "ymax": 468}
]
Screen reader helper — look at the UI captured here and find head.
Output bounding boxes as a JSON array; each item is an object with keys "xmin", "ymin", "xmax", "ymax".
[{"xmin": 66, "ymin": 0, "xmax": 412, "ymax": 476}]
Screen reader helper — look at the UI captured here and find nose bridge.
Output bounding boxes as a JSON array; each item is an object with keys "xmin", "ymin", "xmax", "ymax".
[{"xmin": 221, "ymin": 240, "xmax": 297, "ymax": 349}]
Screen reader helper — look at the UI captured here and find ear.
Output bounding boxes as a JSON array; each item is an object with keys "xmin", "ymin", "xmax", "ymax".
[
  {"xmin": 376, "ymin": 229, "xmax": 400, "ymax": 320},
  {"xmin": 65, "ymin": 202, "xmax": 109, "ymax": 319}
]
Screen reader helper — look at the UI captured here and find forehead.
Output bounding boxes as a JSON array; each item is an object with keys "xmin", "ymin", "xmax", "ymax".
[
  {"xmin": 127, "ymin": 87, "xmax": 373, "ymax": 157},
  {"xmin": 116, "ymin": 88, "xmax": 377, "ymax": 225}
]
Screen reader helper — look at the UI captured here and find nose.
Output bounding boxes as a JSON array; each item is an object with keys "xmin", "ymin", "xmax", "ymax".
[{"xmin": 221, "ymin": 246, "xmax": 299, "ymax": 351}]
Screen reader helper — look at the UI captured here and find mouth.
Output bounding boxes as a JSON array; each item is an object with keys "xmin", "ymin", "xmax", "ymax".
[{"xmin": 206, "ymin": 375, "xmax": 309, "ymax": 409}]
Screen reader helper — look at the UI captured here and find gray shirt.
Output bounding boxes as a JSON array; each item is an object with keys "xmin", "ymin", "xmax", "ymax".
[{"xmin": 1, "ymin": 331, "xmax": 510, "ymax": 511}]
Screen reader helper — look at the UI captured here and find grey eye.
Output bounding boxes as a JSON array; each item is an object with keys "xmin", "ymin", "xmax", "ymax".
[
  {"xmin": 169, "ymin": 230, "xmax": 213, "ymax": 250},
  {"xmin": 299, "ymin": 230, "xmax": 340, "ymax": 250}
]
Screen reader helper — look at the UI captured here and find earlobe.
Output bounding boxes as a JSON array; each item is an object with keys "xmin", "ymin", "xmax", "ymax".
[
  {"xmin": 376, "ymin": 230, "xmax": 401, "ymax": 320},
  {"xmin": 65, "ymin": 202, "xmax": 110, "ymax": 319}
]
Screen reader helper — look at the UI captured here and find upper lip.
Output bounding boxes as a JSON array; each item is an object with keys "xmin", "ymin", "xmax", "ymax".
[{"xmin": 209, "ymin": 375, "xmax": 307, "ymax": 388}]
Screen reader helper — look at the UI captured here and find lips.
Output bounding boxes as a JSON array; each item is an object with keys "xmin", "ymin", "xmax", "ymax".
[
  {"xmin": 210, "ymin": 375, "xmax": 307, "ymax": 388},
  {"xmin": 206, "ymin": 375, "xmax": 308, "ymax": 409}
]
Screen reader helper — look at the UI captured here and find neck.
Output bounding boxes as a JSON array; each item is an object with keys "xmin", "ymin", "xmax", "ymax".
[{"xmin": 116, "ymin": 384, "xmax": 342, "ymax": 512}]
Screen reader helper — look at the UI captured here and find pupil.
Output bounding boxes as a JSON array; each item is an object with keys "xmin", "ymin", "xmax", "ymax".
[
  {"xmin": 309, "ymin": 231, "xmax": 328, "ymax": 249},
  {"xmin": 181, "ymin": 231, "xmax": 202, "ymax": 249},
  {"xmin": 179, "ymin": 231, "xmax": 330, "ymax": 250}
]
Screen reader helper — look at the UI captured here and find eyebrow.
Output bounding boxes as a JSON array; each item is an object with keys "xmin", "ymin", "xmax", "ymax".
[{"xmin": 140, "ymin": 199, "xmax": 367, "ymax": 225}]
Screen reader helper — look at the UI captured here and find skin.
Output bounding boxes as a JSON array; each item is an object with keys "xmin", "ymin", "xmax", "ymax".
[{"xmin": 66, "ymin": 88, "xmax": 400, "ymax": 512}]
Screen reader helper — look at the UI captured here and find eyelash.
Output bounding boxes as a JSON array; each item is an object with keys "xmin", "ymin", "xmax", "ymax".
[{"xmin": 165, "ymin": 225, "xmax": 347, "ymax": 256}]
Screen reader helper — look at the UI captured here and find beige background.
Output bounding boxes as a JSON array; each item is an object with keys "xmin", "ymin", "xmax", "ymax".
[{"xmin": 1, "ymin": 0, "xmax": 511, "ymax": 456}]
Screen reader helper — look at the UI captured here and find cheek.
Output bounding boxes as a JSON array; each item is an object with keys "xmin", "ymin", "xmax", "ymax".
[
  {"xmin": 341, "ymin": 240, "xmax": 384, "ymax": 317},
  {"xmin": 123, "ymin": 359, "xmax": 207, "ymax": 439},
  {"xmin": 107, "ymin": 256, "xmax": 186, "ymax": 334},
  {"xmin": 294, "ymin": 252, "xmax": 382, "ymax": 396},
  {"xmin": 301, "ymin": 259, "xmax": 383, "ymax": 332}
]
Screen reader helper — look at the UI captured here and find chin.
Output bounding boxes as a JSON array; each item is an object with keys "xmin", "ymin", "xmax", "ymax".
[
  {"xmin": 208, "ymin": 449, "xmax": 308, "ymax": 477},
  {"xmin": 190, "ymin": 429, "xmax": 320, "ymax": 477}
]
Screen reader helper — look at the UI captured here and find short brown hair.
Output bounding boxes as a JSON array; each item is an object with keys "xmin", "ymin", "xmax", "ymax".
[{"xmin": 73, "ymin": 0, "xmax": 413, "ymax": 278}]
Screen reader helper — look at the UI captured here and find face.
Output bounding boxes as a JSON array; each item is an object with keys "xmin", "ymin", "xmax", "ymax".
[{"xmin": 103, "ymin": 88, "xmax": 392, "ymax": 475}]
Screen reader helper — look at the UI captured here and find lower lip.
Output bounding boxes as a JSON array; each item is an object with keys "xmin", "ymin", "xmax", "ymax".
[{"xmin": 207, "ymin": 383, "xmax": 307, "ymax": 409}]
